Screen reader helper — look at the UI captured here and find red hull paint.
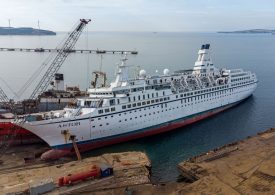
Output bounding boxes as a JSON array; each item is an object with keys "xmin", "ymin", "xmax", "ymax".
[
  {"xmin": 42, "ymin": 104, "xmax": 233, "ymax": 160},
  {"xmin": 0, "ymin": 122, "xmax": 43, "ymax": 144}
]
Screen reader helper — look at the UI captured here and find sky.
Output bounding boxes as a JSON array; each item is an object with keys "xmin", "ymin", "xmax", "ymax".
[{"xmin": 0, "ymin": 0, "xmax": 275, "ymax": 32}]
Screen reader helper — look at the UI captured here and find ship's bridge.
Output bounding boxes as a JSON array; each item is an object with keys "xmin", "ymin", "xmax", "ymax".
[{"xmin": 88, "ymin": 87, "xmax": 114, "ymax": 98}]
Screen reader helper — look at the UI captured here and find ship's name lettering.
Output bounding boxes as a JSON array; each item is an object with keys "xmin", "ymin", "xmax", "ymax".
[{"xmin": 58, "ymin": 122, "xmax": 81, "ymax": 128}]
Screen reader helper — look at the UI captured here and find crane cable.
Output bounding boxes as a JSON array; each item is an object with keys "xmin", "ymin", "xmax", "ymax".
[
  {"xmin": 86, "ymin": 24, "xmax": 90, "ymax": 90},
  {"xmin": 0, "ymin": 77, "xmax": 18, "ymax": 100},
  {"xmin": 16, "ymin": 21, "xmax": 81, "ymax": 98}
]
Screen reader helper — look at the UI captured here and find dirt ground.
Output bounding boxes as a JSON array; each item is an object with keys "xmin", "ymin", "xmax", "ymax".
[{"xmin": 0, "ymin": 149, "xmax": 151, "ymax": 195}]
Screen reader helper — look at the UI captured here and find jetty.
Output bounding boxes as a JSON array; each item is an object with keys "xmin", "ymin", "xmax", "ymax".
[
  {"xmin": 177, "ymin": 128, "xmax": 275, "ymax": 194},
  {"xmin": 0, "ymin": 47, "xmax": 138, "ymax": 54}
]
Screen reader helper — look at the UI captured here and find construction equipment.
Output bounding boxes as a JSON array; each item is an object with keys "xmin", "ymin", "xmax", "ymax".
[
  {"xmin": 29, "ymin": 19, "xmax": 91, "ymax": 100},
  {"xmin": 0, "ymin": 19, "xmax": 91, "ymax": 159},
  {"xmin": 91, "ymin": 71, "xmax": 107, "ymax": 88},
  {"xmin": 0, "ymin": 87, "xmax": 9, "ymax": 104}
]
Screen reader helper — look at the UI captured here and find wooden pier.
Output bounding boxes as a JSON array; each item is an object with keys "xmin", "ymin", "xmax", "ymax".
[{"xmin": 0, "ymin": 47, "xmax": 138, "ymax": 55}]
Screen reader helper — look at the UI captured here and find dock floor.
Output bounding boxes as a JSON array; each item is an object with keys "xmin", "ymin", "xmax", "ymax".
[
  {"xmin": 177, "ymin": 128, "xmax": 275, "ymax": 195},
  {"xmin": 0, "ymin": 147, "xmax": 151, "ymax": 194}
]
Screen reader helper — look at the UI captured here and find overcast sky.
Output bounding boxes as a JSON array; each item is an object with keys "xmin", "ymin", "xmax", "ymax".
[{"xmin": 1, "ymin": 0, "xmax": 275, "ymax": 32}]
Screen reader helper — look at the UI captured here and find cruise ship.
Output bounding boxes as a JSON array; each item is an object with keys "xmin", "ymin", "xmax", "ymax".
[{"xmin": 18, "ymin": 44, "xmax": 258, "ymax": 159}]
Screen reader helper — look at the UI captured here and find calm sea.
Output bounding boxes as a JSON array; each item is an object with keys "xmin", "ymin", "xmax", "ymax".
[{"xmin": 0, "ymin": 32, "xmax": 274, "ymax": 182}]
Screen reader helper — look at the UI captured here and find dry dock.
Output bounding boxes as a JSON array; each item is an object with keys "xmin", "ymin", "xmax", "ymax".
[
  {"xmin": 177, "ymin": 128, "xmax": 275, "ymax": 195},
  {"xmin": 0, "ymin": 148, "xmax": 150, "ymax": 194}
]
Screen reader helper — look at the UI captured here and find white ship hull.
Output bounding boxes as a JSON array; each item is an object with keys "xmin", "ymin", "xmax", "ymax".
[{"xmin": 22, "ymin": 82, "xmax": 257, "ymax": 155}]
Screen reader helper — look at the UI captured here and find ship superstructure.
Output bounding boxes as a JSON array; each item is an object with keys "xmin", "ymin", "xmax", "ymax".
[{"xmin": 18, "ymin": 44, "xmax": 258, "ymax": 159}]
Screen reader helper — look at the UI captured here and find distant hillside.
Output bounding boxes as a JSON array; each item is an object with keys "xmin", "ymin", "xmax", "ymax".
[
  {"xmin": 218, "ymin": 29, "xmax": 275, "ymax": 34},
  {"xmin": 0, "ymin": 27, "xmax": 56, "ymax": 35}
]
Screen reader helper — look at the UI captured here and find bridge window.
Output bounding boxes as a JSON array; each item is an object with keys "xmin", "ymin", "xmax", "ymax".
[
  {"xmin": 98, "ymin": 110, "xmax": 103, "ymax": 114},
  {"xmin": 110, "ymin": 99, "xmax": 115, "ymax": 106}
]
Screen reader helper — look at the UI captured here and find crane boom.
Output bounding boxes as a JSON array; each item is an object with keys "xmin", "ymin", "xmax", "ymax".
[{"xmin": 29, "ymin": 19, "xmax": 91, "ymax": 100}]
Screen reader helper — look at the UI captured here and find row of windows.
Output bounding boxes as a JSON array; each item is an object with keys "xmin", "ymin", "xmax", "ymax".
[
  {"xmin": 128, "ymin": 91, "xmax": 162, "ymax": 102},
  {"xmin": 193, "ymin": 85, "xmax": 229, "ymax": 96},
  {"xmin": 231, "ymin": 73, "xmax": 247, "ymax": 78},
  {"xmin": 231, "ymin": 80, "xmax": 254, "ymax": 87},
  {"xmin": 94, "ymin": 104, "xmax": 166, "ymax": 123},
  {"xmin": 123, "ymin": 97, "xmax": 170, "ymax": 109},
  {"xmin": 98, "ymin": 107, "xmax": 116, "ymax": 114},
  {"xmin": 92, "ymin": 92, "xmax": 113, "ymax": 95},
  {"xmin": 231, "ymin": 76, "xmax": 250, "ymax": 82},
  {"xmin": 181, "ymin": 89, "xmax": 234, "ymax": 103}
]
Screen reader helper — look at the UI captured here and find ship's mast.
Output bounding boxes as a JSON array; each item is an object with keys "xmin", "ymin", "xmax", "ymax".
[{"xmin": 111, "ymin": 55, "xmax": 130, "ymax": 87}]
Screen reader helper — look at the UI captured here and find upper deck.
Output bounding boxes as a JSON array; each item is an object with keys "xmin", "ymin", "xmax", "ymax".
[{"xmin": 24, "ymin": 44, "xmax": 257, "ymax": 121}]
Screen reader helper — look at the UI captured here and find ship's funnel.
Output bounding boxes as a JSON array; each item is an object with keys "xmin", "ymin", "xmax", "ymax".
[
  {"xmin": 193, "ymin": 44, "xmax": 214, "ymax": 75},
  {"xmin": 201, "ymin": 44, "xmax": 210, "ymax": 50}
]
